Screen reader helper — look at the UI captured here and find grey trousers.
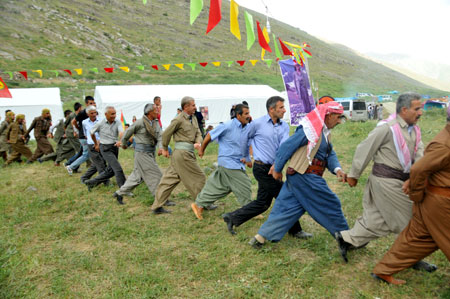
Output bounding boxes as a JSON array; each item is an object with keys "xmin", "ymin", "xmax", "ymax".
[
  {"xmin": 86, "ymin": 144, "xmax": 125, "ymax": 187},
  {"xmin": 81, "ymin": 144, "xmax": 107, "ymax": 182},
  {"xmin": 116, "ymin": 150, "xmax": 162, "ymax": 196}
]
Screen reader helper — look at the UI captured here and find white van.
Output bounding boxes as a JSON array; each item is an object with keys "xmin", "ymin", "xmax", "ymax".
[{"xmin": 338, "ymin": 99, "xmax": 368, "ymax": 121}]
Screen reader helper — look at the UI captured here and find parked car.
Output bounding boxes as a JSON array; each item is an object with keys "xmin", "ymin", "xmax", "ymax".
[{"xmin": 338, "ymin": 99, "xmax": 368, "ymax": 121}]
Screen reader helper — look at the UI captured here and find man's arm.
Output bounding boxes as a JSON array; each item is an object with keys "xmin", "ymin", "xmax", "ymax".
[
  {"xmin": 198, "ymin": 133, "xmax": 211, "ymax": 158},
  {"xmin": 161, "ymin": 118, "xmax": 180, "ymax": 151},
  {"xmin": 241, "ymin": 122, "xmax": 255, "ymax": 163},
  {"xmin": 24, "ymin": 118, "xmax": 37, "ymax": 138},
  {"xmin": 121, "ymin": 122, "xmax": 137, "ymax": 148},
  {"xmin": 273, "ymin": 126, "xmax": 308, "ymax": 173},
  {"xmin": 72, "ymin": 117, "xmax": 79, "ymax": 130},
  {"xmin": 409, "ymin": 142, "xmax": 450, "ymax": 202}
]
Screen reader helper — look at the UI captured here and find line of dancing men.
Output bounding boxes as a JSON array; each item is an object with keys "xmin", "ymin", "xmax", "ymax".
[{"xmin": 1, "ymin": 93, "xmax": 448, "ymax": 285}]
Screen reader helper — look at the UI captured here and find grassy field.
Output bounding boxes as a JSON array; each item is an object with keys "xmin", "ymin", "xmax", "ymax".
[{"xmin": 0, "ymin": 108, "xmax": 449, "ymax": 298}]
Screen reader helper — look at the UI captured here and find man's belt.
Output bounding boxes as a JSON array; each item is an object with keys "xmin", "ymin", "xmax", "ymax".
[
  {"xmin": 254, "ymin": 160, "xmax": 270, "ymax": 166},
  {"xmin": 426, "ymin": 185, "xmax": 450, "ymax": 198},
  {"xmin": 372, "ymin": 163, "xmax": 409, "ymax": 182},
  {"xmin": 135, "ymin": 143, "xmax": 155, "ymax": 153},
  {"xmin": 174, "ymin": 142, "xmax": 194, "ymax": 152},
  {"xmin": 286, "ymin": 158, "xmax": 326, "ymax": 177}
]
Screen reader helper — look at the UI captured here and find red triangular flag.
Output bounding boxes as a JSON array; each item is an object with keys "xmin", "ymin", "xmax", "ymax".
[
  {"xmin": 236, "ymin": 60, "xmax": 245, "ymax": 66},
  {"xmin": 63, "ymin": 69, "xmax": 72, "ymax": 76},
  {"xmin": 278, "ymin": 38, "xmax": 292, "ymax": 56},
  {"xmin": 19, "ymin": 71, "xmax": 28, "ymax": 80},
  {"xmin": 199, "ymin": 62, "xmax": 208, "ymax": 67},
  {"xmin": 151, "ymin": 65, "xmax": 159, "ymax": 71},
  {"xmin": 304, "ymin": 49, "xmax": 312, "ymax": 56},
  {"xmin": 256, "ymin": 21, "xmax": 272, "ymax": 52},
  {"xmin": 104, "ymin": 67, "xmax": 114, "ymax": 73},
  {"xmin": 206, "ymin": 0, "xmax": 222, "ymax": 34},
  {"xmin": 0, "ymin": 77, "xmax": 13, "ymax": 98}
]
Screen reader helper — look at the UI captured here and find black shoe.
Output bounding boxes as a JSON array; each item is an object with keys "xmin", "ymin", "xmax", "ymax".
[
  {"xmin": 164, "ymin": 200, "xmax": 176, "ymax": 207},
  {"xmin": 26, "ymin": 160, "xmax": 34, "ymax": 164},
  {"xmin": 412, "ymin": 260, "xmax": 438, "ymax": 273},
  {"xmin": 113, "ymin": 192, "xmax": 124, "ymax": 205},
  {"xmin": 205, "ymin": 204, "xmax": 218, "ymax": 210},
  {"xmin": 335, "ymin": 231, "xmax": 351, "ymax": 263},
  {"xmin": 248, "ymin": 237, "xmax": 264, "ymax": 249},
  {"xmin": 348, "ymin": 242, "xmax": 369, "ymax": 251},
  {"xmin": 222, "ymin": 213, "xmax": 236, "ymax": 235},
  {"xmin": 153, "ymin": 207, "xmax": 171, "ymax": 214},
  {"xmin": 85, "ymin": 181, "xmax": 95, "ymax": 192},
  {"xmin": 103, "ymin": 180, "xmax": 111, "ymax": 187},
  {"xmin": 37, "ymin": 158, "xmax": 43, "ymax": 163},
  {"xmin": 290, "ymin": 231, "xmax": 313, "ymax": 239}
]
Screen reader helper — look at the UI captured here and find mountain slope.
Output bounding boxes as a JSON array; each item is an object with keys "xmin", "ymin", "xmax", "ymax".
[{"xmin": 0, "ymin": 0, "xmax": 446, "ymax": 101}]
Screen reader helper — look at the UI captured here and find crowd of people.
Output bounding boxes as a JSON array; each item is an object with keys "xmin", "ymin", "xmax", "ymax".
[{"xmin": 0, "ymin": 92, "xmax": 448, "ymax": 285}]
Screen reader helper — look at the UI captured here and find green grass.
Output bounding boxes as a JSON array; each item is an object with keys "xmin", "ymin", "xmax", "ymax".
[{"xmin": 0, "ymin": 109, "xmax": 449, "ymax": 298}]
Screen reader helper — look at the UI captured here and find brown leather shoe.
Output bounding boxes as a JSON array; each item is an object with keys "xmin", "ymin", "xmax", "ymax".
[
  {"xmin": 371, "ymin": 273, "xmax": 406, "ymax": 285},
  {"xmin": 191, "ymin": 203, "xmax": 204, "ymax": 220}
]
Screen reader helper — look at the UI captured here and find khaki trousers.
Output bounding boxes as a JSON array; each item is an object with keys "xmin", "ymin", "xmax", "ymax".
[
  {"xmin": 195, "ymin": 166, "xmax": 252, "ymax": 208},
  {"xmin": 117, "ymin": 151, "xmax": 162, "ymax": 197},
  {"xmin": 152, "ymin": 149, "xmax": 205, "ymax": 210},
  {"xmin": 30, "ymin": 137, "xmax": 55, "ymax": 161},
  {"xmin": 6, "ymin": 141, "xmax": 33, "ymax": 164},
  {"xmin": 373, "ymin": 192, "xmax": 450, "ymax": 275}
]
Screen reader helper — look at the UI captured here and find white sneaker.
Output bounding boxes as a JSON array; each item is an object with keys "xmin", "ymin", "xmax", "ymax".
[{"xmin": 66, "ymin": 165, "xmax": 73, "ymax": 175}]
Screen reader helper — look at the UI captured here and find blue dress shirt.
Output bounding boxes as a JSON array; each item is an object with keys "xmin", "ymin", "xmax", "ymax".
[
  {"xmin": 83, "ymin": 116, "xmax": 102, "ymax": 145},
  {"xmin": 274, "ymin": 125, "xmax": 341, "ymax": 174},
  {"xmin": 209, "ymin": 118, "xmax": 250, "ymax": 170},
  {"xmin": 242, "ymin": 114, "xmax": 290, "ymax": 165}
]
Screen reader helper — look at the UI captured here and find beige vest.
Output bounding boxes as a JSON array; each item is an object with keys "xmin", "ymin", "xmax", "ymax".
[{"xmin": 288, "ymin": 133, "xmax": 324, "ymax": 174}]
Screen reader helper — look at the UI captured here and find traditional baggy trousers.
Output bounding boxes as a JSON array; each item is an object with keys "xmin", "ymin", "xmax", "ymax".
[
  {"xmin": 116, "ymin": 149, "xmax": 162, "ymax": 197},
  {"xmin": 152, "ymin": 149, "xmax": 205, "ymax": 210},
  {"xmin": 373, "ymin": 190, "xmax": 450, "ymax": 275}
]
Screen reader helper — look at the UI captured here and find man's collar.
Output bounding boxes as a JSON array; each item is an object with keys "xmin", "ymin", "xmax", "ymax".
[
  {"xmin": 232, "ymin": 117, "xmax": 243, "ymax": 128},
  {"xmin": 265, "ymin": 114, "xmax": 281, "ymax": 125},
  {"xmin": 396, "ymin": 115, "xmax": 409, "ymax": 128},
  {"xmin": 181, "ymin": 111, "xmax": 191, "ymax": 119}
]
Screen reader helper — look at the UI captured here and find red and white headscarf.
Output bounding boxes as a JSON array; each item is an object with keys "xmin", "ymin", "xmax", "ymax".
[{"xmin": 300, "ymin": 101, "xmax": 344, "ymax": 163}]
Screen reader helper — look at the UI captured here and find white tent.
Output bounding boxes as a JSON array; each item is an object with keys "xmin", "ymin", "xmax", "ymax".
[
  {"xmin": 0, "ymin": 88, "xmax": 64, "ymax": 139},
  {"xmin": 94, "ymin": 84, "xmax": 289, "ymax": 128}
]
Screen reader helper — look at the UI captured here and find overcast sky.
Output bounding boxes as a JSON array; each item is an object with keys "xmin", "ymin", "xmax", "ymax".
[{"xmin": 240, "ymin": 0, "xmax": 450, "ymax": 66}]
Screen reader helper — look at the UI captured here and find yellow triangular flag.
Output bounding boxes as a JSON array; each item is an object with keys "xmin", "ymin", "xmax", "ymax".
[
  {"xmin": 249, "ymin": 60, "xmax": 258, "ymax": 66},
  {"xmin": 32, "ymin": 70, "xmax": 43, "ymax": 78},
  {"xmin": 162, "ymin": 64, "xmax": 171, "ymax": 71},
  {"xmin": 119, "ymin": 66, "xmax": 130, "ymax": 72},
  {"xmin": 284, "ymin": 41, "xmax": 302, "ymax": 48},
  {"xmin": 74, "ymin": 69, "xmax": 83, "ymax": 75},
  {"xmin": 175, "ymin": 64, "xmax": 184, "ymax": 70},
  {"xmin": 230, "ymin": 0, "xmax": 241, "ymax": 40},
  {"xmin": 212, "ymin": 61, "xmax": 221, "ymax": 67},
  {"xmin": 261, "ymin": 26, "xmax": 270, "ymax": 60}
]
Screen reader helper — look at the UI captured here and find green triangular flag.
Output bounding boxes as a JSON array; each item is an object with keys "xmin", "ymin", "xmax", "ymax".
[
  {"xmin": 143, "ymin": 0, "xmax": 147, "ymax": 4},
  {"xmin": 244, "ymin": 11, "xmax": 255, "ymax": 51},
  {"xmin": 90, "ymin": 68, "xmax": 99, "ymax": 74},
  {"xmin": 272, "ymin": 34, "xmax": 282, "ymax": 59},
  {"xmin": 50, "ymin": 70, "xmax": 59, "ymax": 77},
  {"xmin": 225, "ymin": 61, "xmax": 233, "ymax": 67},
  {"xmin": 187, "ymin": 63, "xmax": 196, "ymax": 71},
  {"xmin": 190, "ymin": 0, "xmax": 203, "ymax": 25},
  {"xmin": 264, "ymin": 59, "xmax": 273, "ymax": 68},
  {"xmin": 303, "ymin": 50, "xmax": 312, "ymax": 58},
  {"xmin": 137, "ymin": 65, "xmax": 145, "ymax": 71},
  {"xmin": 5, "ymin": 71, "xmax": 13, "ymax": 79}
]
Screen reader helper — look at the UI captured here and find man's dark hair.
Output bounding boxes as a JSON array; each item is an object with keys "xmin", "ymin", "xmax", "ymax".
[
  {"xmin": 266, "ymin": 96, "xmax": 285, "ymax": 112},
  {"xmin": 235, "ymin": 104, "xmax": 249, "ymax": 116},
  {"xmin": 74, "ymin": 102, "xmax": 82, "ymax": 111},
  {"xmin": 64, "ymin": 110, "xmax": 72, "ymax": 117},
  {"xmin": 242, "ymin": 100, "xmax": 249, "ymax": 106},
  {"xmin": 154, "ymin": 96, "xmax": 161, "ymax": 102},
  {"xmin": 85, "ymin": 96, "xmax": 94, "ymax": 104},
  {"xmin": 5, "ymin": 109, "xmax": 11, "ymax": 114}
]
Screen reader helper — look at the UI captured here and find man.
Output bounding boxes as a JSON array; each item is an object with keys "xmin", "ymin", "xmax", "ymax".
[
  {"xmin": 25, "ymin": 108, "xmax": 56, "ymax": 163},
  {"xmin": 79, "ymin": 106, "xmax": 107, "ymax": 184},
  {"xmin": 113, "ymin": 103, "xmax": 163, "ymax": 205},
  {"xmin": 40, "ymin": 110, "xmax": 76, "ymax": 166},
  {"xmin": 84, "ymin": 106, "xmax": 125, "ymax": 190},
  {"xmin": 377, "ymin": 104, "xmax": 384, "ymax": 120},
  {"xmin": 248, "ymin": 102, "xmax": 349, "ymax": 261},
  {"xmin": 0, "ymin": 111, "xmax": 15, "ymax": 163},
  {"xmin": 221, "ymin": 96, "xmax": 311, "ymax": 238},
  {"xmin": 151, "ymin": 96, "xmax": 205, "ymax": 214},
  {"xmin": 5, "ymin": 114, "xmax": 33, "ymax": 165},
  {"xmin": 154, "ymin": 96, "xmax": 162, "ymax": 128},
  {"xmin": 371, "ymin": 107, "xmax": 450, "ymax": 285},
  {"xmin": 65, "ymin": 102, "xmax": 82, "ymax": 153},
  {"xmin": 66, "ymin": 96, "xmax": 96, "ymax": 175},
  {"xmin": 194, "ymin": 108, "xmax": 205, "ymax": 137},
  {"xmin": 337, "ymin": 93, "xmax": 435, "ymax": 270},
  {"xmin": 190, "ymin": 104, "xmax": 252, "ymax": 220}
]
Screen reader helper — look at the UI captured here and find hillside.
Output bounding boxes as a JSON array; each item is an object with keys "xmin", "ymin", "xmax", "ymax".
[{"xmin": 0, "ymin": 0, "xmax": 446, "ymax": 102}]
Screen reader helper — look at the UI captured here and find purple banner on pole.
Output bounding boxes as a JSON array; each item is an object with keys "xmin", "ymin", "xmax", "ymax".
[{"xmin": 279, "ymin": 59, "xmax": 315, "ymax": 125}]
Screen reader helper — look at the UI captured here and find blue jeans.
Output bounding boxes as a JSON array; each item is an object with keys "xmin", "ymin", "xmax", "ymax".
[
  {"xmin": 69, "ymin": 139, "xmax": 89, "ymax": 169},
  {"xmin": 258, "ymin": 172, "xmax": 349, "ymax": 242}
]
